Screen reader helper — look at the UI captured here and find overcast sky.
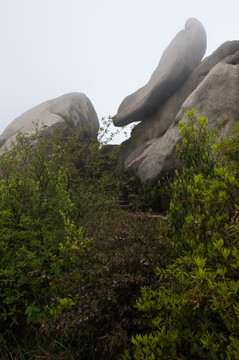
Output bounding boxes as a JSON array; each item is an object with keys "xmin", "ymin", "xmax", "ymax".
[{"xmin": 1, "ymin": 0, "xmax": 238, "ymax": 143}]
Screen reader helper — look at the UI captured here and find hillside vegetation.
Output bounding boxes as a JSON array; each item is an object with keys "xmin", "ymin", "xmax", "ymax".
[{"xmin": 0, "ymin": 110, "xmax": 238, "ymax": 359}]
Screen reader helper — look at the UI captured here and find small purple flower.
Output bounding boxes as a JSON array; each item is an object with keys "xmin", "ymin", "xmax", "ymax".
[{"xmin": 112, "ymin": 280, "xmax": 119, "ymax": 288}]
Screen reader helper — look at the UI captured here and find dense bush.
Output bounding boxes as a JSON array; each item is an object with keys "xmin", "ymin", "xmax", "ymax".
[
  {"xmin": 123, "ymin": 110, "xmax": 239, "ymax": 359},
  {"xmin": 0, "ymin": 125, "xmax": 124, "ymax": 358},
  {"xmin": 0, "ymin": 123, "xmax": 168, "ymax": 359},
  {"xmin": 1, "ymin": 110, "xmax": 238, "ymax": 359},
  {"xmin": 0, "ymin": 131, "xmax": 74, "ymax": 323}
]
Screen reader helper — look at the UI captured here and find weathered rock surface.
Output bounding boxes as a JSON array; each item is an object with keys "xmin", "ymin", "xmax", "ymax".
[
  {"xmin": 114, "ymin": 18, "xmax": 207, "ymax": 127},
  {"xmin": 128, "ymin": 50, "xmax": 239, "ymax": 183},
  {"xmin": 0, "ymin": 92, "xmax": 99, "ymax": 151},
  {"xmin": 118, "ymin": 41, "xmax": 239, "ymax": 171}
]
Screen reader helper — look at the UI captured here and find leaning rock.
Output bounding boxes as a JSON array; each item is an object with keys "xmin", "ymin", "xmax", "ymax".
[
  {"xmin": 136, "ymin": 50, "xmax": 239, "ymax": 183},
  {"xmin": 118, "ymin": 41, "xmax": 239, "ymax": 168},
  {"xmin": 0, "ymin": 92, "xmax": 99, "ymax": 151},
  {"xmin": 114, "ymin": 18, "xmax": 206, "ymax": 126}
]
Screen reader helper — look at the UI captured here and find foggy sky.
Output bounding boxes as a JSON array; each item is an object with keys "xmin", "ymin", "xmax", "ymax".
[{"xmin": 1, "ymin": 0, "xmax": 238, "ymax": 143}]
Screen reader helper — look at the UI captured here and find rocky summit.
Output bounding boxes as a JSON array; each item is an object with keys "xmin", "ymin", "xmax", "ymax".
[
  {"xmin": 1, "ymin": 17, "xmax": 238, "ymax": 185},
  {"xmin": 114, "ymin": 18, "xmax": 239, "ymax": 183},
  {"xmin": 0, "ymin": 92, "xmax": 99, "ymax": 153}
]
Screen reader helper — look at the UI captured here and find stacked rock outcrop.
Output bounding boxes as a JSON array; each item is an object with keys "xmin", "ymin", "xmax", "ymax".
[
  {"xmin": 0, "ymin": 92, "xmax": 99, "ymax": 152},
  {"xmin": 114, "ymin": 18, "xmax": 239, "ymax": 183}
]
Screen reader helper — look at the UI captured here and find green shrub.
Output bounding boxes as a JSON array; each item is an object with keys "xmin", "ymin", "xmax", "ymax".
[
  {"xmin": 0, "ymin": 124, "xmax": 125, "ymax": 357},
  {"xmin": 123, "ymin": 110, "xmax": 239, "ymax": 359},
  {"xmin": 0, "ymin": 121, "xmax": 167, "ymax": 359},
  {"xmin": 0, "ymin": 130, "xmax": 75, "ymax": 331}
]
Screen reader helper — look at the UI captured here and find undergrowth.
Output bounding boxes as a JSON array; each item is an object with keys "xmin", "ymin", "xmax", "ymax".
[{"xmin": 0, "ymin": 110, "xmax": 238, "ymax": 359}]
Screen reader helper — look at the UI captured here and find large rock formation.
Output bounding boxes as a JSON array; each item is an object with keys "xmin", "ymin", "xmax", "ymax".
[
  {"xmin": 114, "ymin": 18, "xmax": 207, "ymax": 127},
  {"xmin": 114, "ymin": 18, "xmax": 239, "ymax": 183},
  {"xmin": 0, "ymin": 92, "xmax": 99, "ymax": 152},
  {"xmin": 137, "ymin": 50, "xmax": 239, "ymax": 183}
]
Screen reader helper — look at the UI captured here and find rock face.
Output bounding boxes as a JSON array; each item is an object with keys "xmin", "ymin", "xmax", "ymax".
[
  {"xmin": 118, "ymin": 41, "xmax": 239, "ymax": 172},
  {"xmin": 0, "ymin": 92, "xmax": 99, "ymax": 151},
  {"xmin": 116, "ymin": 30, "xmax": 239, "ymax": 183},
  {"xmin": 137, "ymin": 50, "xmax": 239, "ymax": 183},
  {"xmin": 114, "ymin": 18, "xmax": 207, "ymax": 127}
]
